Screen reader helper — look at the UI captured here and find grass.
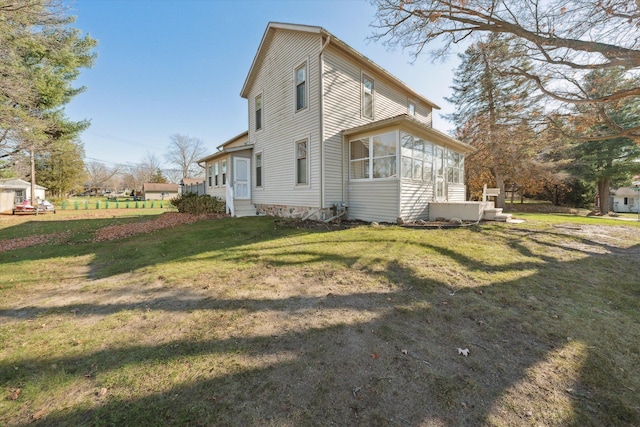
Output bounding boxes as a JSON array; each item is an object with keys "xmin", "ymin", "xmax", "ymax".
[{"xmin": 1, "ymin": 211, "xmax": 639, "ymax": 426}]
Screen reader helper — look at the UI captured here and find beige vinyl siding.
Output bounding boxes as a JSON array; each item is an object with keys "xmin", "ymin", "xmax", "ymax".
[
  {"xmin": 322, "ymin": 46, "xmax": 433, "ymax": 207},
  {"xmin": 414, "ymin": 102, "xmax": 433, "ymax": 126},
  {"xmin": 448, "ymin": 184, "xmax": 466, "ymax": 202},
  {"xmin": 247, "ymin": 29, "xmax": 321, "ymax": 208},
  {"xmin": 348, "ymin": 180, "xmax": 399, "ymax": 223},
  {"xmin": 400, "ymin": 181, "xmax": 433, "ymax": 221},
  {"xmin": 205, "ymin": 157, "xmax": 228, "ymax": 200}
]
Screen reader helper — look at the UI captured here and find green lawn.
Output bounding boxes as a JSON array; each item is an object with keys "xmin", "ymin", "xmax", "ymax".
[{"xmin": 1, "ymin": 212, "xmax": 639, "ymax": 426}]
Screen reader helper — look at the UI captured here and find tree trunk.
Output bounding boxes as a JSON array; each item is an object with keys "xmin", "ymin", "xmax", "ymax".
[
  {"xmin": 597, "ymin": 178, "xmax": 611, "ymax": 214},
  {"xmin": 495, "ymin": 173, "xmax": 506, "ymax": 209},
  {"xmin": 510, "ymin": 182, "xmax": 516, "ymax": 205}
]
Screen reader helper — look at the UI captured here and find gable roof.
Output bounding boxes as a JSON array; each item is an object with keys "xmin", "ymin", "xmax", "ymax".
[
  {"xmin": 197, "ymin": 130, "xmax": 252, "ymax": 163},
  {"xmin": 240, "ymin": 22, "xmax": 440, "ymax": 110},
  {"xmin": 142, "ymin": 183, "xmax": 179, "ymax": 193},
  {"xmin": 0, "ymin": 178, "xmax": 46, "ymax": 190},
  {"xmin": 613, "ymin": 187, "xmax": 640, "ymax": 197}
]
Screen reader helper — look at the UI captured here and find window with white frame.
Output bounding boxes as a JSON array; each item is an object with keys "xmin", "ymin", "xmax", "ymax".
[
  {"xmin": 255, "ymin": 152, "xmax": 263, "ymax": 188},
  {"xmin": 255, "ymin": 93, "xmax": 263, "ymax": 131},
  {"xmin": 401, "ymin": 132, "xmax": 434, "ymax": 182},
  {"xmin": 222, "ymin": 160, "xmax": 227, "ymax": 185},
  {"xmin": 208, "ymin": 165, "xmax": 212, "ymax": 187},
  {"xmin": 350, "ymin": 131, "xmax": 397, "ymax": 180},
  {"xmin": 214, "ymin": 162, "xmax": 219, "ymax": 186},
  {"xmin": 408, "ymin": 101, "xmax": 416, "ymax": 116},
  {"xmin": 295, "ymin": 139, "xmax": 308, "ymax": 185},
  {"xmin": 446, "ymin": 151, "xmax": 464, "ymax": 184},
  {"xmin": 295, "ymin": 63, "xmax": 307, "ymax": 111},
  {"xmin": 362, "ymin": 74, "xmax": 374, "ymax": 119}
]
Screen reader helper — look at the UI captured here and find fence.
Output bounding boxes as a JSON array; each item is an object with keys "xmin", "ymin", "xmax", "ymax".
[
  {"xmin": 182, "ymin": 182, "xmax": 206, "ymax": 196},
  {"xmin": 60, "ymin": 200, "xmax": 170, "ymax": 210}
]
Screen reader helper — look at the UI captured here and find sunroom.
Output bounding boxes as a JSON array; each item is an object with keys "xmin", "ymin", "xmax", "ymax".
[{"xmin": 343, "ymin": 114, "xmax": 476, "ymax": 223}]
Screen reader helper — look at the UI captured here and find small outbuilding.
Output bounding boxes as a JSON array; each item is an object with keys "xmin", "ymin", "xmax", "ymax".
[
  {"xmin": 0, "ymin": 179, "xmax": 47, "ymax": 213},
  {"xmin": 612, "ymin": 184, "xmax": 640, "ymax": 213},
  {"xmin": 142, "ymin": 183, "xmax": 179, "ymax": 201}
]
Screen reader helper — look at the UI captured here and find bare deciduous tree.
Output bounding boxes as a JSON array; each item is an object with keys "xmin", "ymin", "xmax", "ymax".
[
  {"xmin": 165, "ymin": 134, "xmax": 207, "ymax": 179},
  {"xmin": 85, "ymin": 161, "xmax": 121, "ymax": 193},
  {"xmin": 122, "ymin": 152, "xmax": 163, "ymax": 192},
  {"xmin": 371, "ymin": 0, "xmax": 640, "ymax": 143}
]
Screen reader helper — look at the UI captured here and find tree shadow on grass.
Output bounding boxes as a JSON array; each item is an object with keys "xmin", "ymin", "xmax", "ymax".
[{"xmin": 1, "ymin": 221, "xmax": 639, "ymax": 426}]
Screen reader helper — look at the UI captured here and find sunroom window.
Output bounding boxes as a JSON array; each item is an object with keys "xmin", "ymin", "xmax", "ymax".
[
  {"xmin": 401, "ymin": 132, "xmax": 434, "ymax": 182},
  {"xmin": 446, "ymin": 151, "xmax": 464, "ymax": 184},
  {"xmin": 350, "ymin": 131, "xmax": 396, "ymax": 179}
]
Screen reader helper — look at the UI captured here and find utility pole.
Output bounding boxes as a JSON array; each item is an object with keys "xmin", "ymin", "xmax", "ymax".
[{"xmin": 31, "ymin": 144, "xmax": 38, "ymax": 216}]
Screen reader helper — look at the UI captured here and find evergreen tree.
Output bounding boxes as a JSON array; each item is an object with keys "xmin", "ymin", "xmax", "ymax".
[
  {"xmin": 35, "ymin": 139, "xmax": 86, "ymax": 198},
  {"xmin": 0, "ymin": 0, "xmax": 96, "ymax": 194},
  {"xmin": 445, "ymin": 34, "xmax": 545, "ymax": 207},
  {"xmin": 564, "ymin": 68, "xmax": 640, "ymax": 214}
]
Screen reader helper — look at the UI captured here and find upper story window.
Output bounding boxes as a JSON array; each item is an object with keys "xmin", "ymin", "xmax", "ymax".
[
  {"xmin": 349, "ymin": 131, "xmax": 397, "ymax": 180},
  {"xmin": 255, "ymin": 93, "xmax": 263, "ymax": 131},
  {"xmin": 295, "ymin": 139, "xmax": 308, "ymax": 185},
  {"xmin": 408, "ymin": 101, "xmax": 416, "ymax": 117},
  {"xmin": 255, "ymin": 152, "xmax": 263, "ymax": 188},
  {"xmin": 362, "ymin": 74, "xmax": 374, "ymax": 119},
  {"xmin": 214, "ymin": 162, "xmax": 219, "ymax": 186},
  {"xmin": 295, "ymin": 63, "xmax": 307, "ymax": 111}
]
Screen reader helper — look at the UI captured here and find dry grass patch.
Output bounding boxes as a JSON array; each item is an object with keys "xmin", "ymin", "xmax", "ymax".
[{"xmin": 1, "ymin": 214, "xmax": 639, "ymax": 426}]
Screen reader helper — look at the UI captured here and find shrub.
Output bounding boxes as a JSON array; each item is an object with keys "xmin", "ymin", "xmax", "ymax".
[{"xmin": 170, "ymin": 193, "xmax": 226, "ymax": 215}]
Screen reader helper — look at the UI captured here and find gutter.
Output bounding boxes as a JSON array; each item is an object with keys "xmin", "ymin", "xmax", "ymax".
[{"xmin": 319, "ymin": 34, "xmax": 331, "ymax": 211}]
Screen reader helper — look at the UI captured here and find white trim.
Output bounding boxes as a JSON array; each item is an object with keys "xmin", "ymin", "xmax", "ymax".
[
  {"xmin": 408, "ymin": 100, "xmax": 416, "ymax": 117},
  {"xmin": 361, "ymin": 72, "xmax": 375, "ymax": 120},
  {"xmin": 348, "ymin": 131, "xmax": 398, "ymax": 181},
  {"xmin": 221, "ymin": 159, "xmax": 227, "ymax": 187},
  {"xmin": 233, "ymin": 157, "xmax": 251, "ymax": 200},
  {"xmin": 254, "ymin": 150, "xmax": 264, "ymax": 189},
  {"xmin": 294, "ymin": 59, "xmax": 309, "ymax": 114},
  {"xmin": 294, "ymin": 137, "xmax": 310, "ymax": 188},
  {"xmin": 254, "ymin": 91, "xmax": 264, "ymax": 132}
]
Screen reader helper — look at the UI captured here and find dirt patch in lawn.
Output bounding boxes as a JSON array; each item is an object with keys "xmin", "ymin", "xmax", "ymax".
[{"xmin": 1, "ymin": 215, "xmax": 640, "ymax": 426}]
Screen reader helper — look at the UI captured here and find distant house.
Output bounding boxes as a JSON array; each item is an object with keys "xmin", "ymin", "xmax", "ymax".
[
  {"xmin": 0, "ymin": 179, "xmax": 47, "ymax": 213},
  {"xmin": 199, "ymin": 22, "xmax": 481, "ymax": 222},
  {"xmin": 142, "ymin": 183, "xmax": 179, "ymax": 201},
  {"xmin": 612, "ymin": 183, "xmax": 640, "ymax": 213}
]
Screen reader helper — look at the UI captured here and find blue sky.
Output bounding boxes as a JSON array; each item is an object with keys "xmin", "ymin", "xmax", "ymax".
[{"xmin": 65, "ymin": 0, "xmax": 462, "ymax": 168}]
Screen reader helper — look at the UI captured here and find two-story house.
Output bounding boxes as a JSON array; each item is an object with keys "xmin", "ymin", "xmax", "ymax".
[{"xmin": 199, "ymin": 22, "xmax": 477, "ymax": 223}]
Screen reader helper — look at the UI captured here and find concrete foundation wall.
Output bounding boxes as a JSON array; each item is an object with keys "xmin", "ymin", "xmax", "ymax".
[{"xmin": 428, "ymin": 201, "xmax": 493, "ymax": 221}]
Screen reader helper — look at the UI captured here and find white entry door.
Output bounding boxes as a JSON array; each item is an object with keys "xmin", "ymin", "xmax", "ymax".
[{"xmin": 233, "ymin": 157, "xmax": 251, "ymax": 200}]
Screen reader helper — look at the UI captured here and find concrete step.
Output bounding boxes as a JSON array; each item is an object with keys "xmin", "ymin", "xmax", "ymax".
[
  {"xmin": 483, "ymin": 207, "xmax": 512, "ymax": 222},
  {"xmin": 233, "ymin": 205, "xmax": 257, "ymax": 217},
  {"xmin": 494, "ymin": 213, "xmax": 513, "ymax": 222}
]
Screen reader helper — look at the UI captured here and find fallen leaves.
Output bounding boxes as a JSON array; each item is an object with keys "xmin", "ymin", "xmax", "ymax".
[
  {"xmin": 8, "ymin": 388, "xmax": 21, "ymax": 400},
  {"xmin": 0, "ymin": 231, "xmax": 71, "ymax": 253},
  {"xmin": 93, "ymin": 213, "xmax": 219, "ymax": 242}
]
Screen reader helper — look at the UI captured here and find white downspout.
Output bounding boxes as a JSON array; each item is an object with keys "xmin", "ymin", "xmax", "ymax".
[{"xmin": 319, "ymin": 34, "xmax": 330, "ymax": 212}]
